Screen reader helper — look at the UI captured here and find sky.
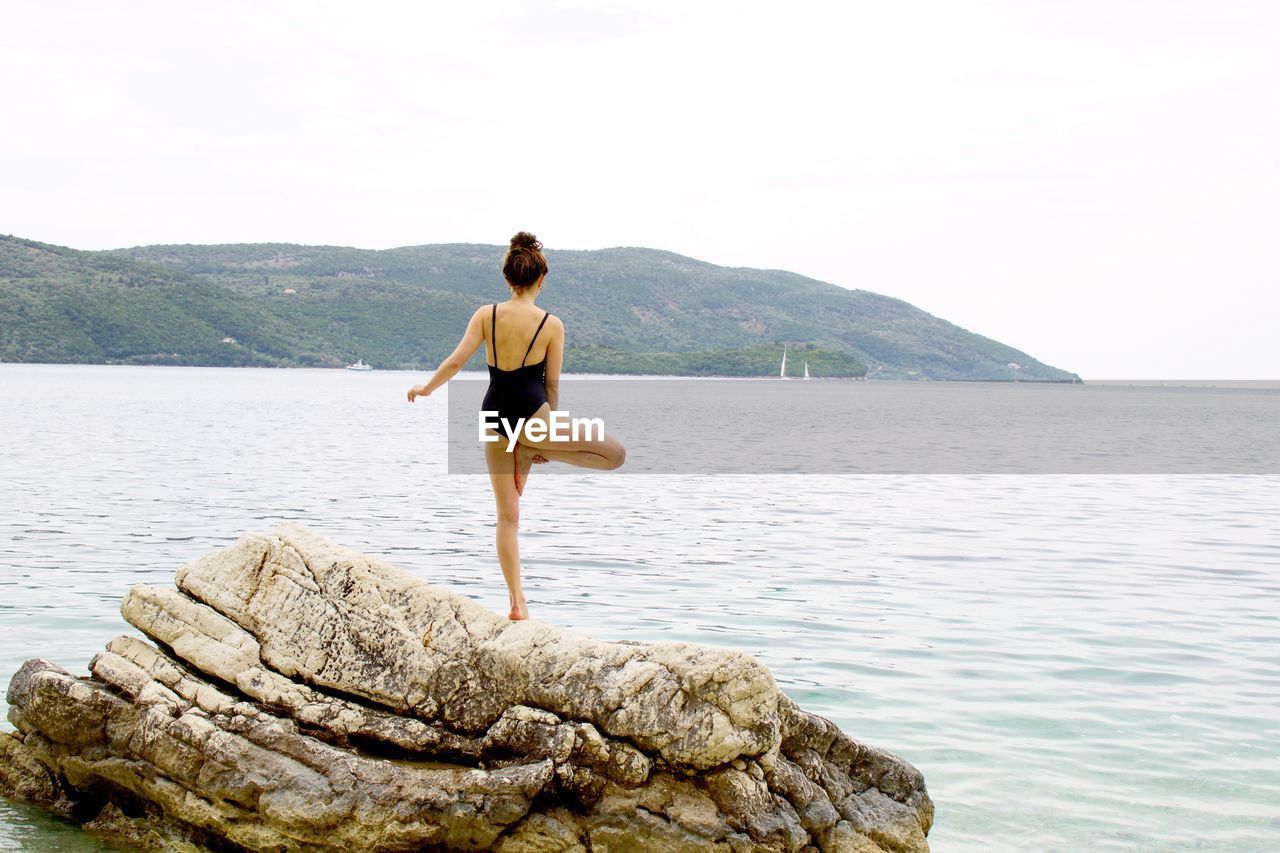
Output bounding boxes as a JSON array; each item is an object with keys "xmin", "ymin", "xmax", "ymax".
[{"xmin": 2, "ymin": 0, "xmax": 1276, "ymax": 378}]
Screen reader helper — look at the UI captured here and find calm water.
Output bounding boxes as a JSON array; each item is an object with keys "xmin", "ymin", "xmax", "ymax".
[{"xmin": 1, "ymin": 364, "xmax": 1277, "ymax": 852}]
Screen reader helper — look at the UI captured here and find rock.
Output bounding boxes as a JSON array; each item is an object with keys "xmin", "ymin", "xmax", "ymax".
[{"xmin": 1, "ymin": 523, "xmax": 932, "ymax": 851}]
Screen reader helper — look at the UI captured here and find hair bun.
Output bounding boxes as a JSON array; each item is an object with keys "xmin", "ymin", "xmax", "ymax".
[
  {"xmin": 503, "ymin": 231, "xmax": 549, "ymax": 288},
  {"xmin": 510, "ymin": 231, "xmax": 542, "ymax": 251}
]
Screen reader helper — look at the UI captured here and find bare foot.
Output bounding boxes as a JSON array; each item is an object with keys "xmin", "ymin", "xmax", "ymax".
[{"xmin": 508, "ymin": 593, "xmax": 529, "ymax": 621}]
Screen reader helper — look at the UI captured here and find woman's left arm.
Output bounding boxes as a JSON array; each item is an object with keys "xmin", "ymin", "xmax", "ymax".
[
  {"xmin": 544, "ymin": 316, "xmax": 565, "ymax": 411},
  {"xmin": 407, "ymin": 308, "xmax": 486, "ymax": 402}
]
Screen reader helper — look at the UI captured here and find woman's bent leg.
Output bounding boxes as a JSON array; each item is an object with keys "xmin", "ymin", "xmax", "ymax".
[
  {"xmin": 523, "ymin": 444, "xmax": 622, "ymax": 470},
  {"xmin": 517, "ymin": 406, "xmax": 626, "ymax": 470},
  {"xmin": 513, "ymin": 440, "xmax": 535, "ymax": 494}
]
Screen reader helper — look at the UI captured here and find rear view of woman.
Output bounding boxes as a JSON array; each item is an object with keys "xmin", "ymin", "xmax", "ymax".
[{"xmin": 407, "ymin": 232, "xmax": 625, "ymax": 620}]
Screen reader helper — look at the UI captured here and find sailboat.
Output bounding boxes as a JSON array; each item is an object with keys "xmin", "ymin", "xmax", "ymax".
[
  {"xmin": 780, "ymin": 345, "xmax": 788, "ymax": 379},
  {"xmin": 803, "ymin": 362, "xmax": 810, "ymax": 380}
]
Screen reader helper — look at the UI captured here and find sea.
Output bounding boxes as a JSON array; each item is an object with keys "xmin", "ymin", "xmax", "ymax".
[{"xmin": 0, "ymin": 364, "xmax": 1277, "ymax": 852}]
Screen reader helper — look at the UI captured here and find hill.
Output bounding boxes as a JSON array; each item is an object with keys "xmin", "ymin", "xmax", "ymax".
[{"xmin": 0, "ymin": 234, "xmax": 1078, "ymax": 379}]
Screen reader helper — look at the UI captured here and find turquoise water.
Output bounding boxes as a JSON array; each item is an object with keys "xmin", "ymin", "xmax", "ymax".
[{"xmin": 1, "ymin": 364, "xmax": 1277, "ymax": 851}]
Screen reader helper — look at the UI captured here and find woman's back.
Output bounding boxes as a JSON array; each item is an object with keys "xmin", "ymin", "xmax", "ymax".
[{"xmin": 485, "ymin": 301, "xmax": 553, "ymax": 370}]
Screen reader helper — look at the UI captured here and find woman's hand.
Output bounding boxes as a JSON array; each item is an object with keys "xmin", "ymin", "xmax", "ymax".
[{"xmin": 406, "ymin": 384, "xmax": 430, "ymax": 402}]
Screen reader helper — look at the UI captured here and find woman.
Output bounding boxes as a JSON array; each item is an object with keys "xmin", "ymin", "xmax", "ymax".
[{"xmin": 406, "ymin": 232, "xmax": 625, "ymax": 621}]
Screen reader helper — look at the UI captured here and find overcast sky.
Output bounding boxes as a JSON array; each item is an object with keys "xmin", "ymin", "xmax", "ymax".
[{"xmin": 3, "ymin": 1, "xmax": 1276, "ymax": 378}]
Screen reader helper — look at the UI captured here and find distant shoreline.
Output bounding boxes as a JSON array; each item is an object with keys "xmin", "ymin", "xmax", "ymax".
[
  {"xmin": 1, "ymin": 233, "xmax": 1078, "ymax": 383},
  {"xmin": 5, "ymin": 362, "xmax": 1279, "ymax": 387}
]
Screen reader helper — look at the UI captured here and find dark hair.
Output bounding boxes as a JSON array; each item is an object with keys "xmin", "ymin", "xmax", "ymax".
[{"xmin": 503, "ymin": 231, "xmax": 548, "ymax": 289}]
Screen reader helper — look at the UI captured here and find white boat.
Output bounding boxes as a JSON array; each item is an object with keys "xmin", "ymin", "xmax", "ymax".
[
  {"xmin": 803, "ymin": 362, "xmax": 810, "ymax": 380},
  {"xmin": 346, "ymin": 359, "xmax": 373, "ymax": 371},
  {"xmin": 780, "ymin": 345, "xmax": 788, "ymax": 379}
]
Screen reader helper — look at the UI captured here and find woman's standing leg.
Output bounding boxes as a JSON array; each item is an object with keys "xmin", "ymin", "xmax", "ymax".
[{"xmin": 485, "ymin": 437, "xmax": 530, "ymax": 620}]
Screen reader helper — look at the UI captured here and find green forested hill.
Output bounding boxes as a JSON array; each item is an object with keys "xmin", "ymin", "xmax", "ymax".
[{"xmin": 0, "ymin": 234, "xmax": 1078, "ymax": 379}]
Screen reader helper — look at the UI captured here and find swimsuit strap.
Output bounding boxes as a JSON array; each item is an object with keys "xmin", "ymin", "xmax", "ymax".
[
  {"xmin": 490, "ymin": 302, "xmax": 498, "ymax": 369},
  {"xmin": 521, "ymin": 311, "xmax": 551, "ymax": 366}
]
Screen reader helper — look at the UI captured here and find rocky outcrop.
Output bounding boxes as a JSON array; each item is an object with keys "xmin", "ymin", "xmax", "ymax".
[{"xmin": 1, "ymin": 523, "xmax": 932, "ymax": 851}]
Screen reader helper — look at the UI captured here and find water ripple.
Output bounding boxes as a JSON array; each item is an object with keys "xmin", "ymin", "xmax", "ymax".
[{"xmin": 0, "ymin": 365, "xmax": 1277, "ymax": 851}]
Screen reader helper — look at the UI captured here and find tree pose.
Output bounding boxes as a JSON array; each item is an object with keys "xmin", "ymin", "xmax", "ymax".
[{"xmin": 407, "ymin": 232, "xmax": 625, "ymax": 620}]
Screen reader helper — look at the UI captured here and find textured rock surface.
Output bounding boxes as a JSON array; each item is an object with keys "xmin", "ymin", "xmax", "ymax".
[{"xmin": 1, "ymin": 523, "xmax": 932, "ymax": 851}]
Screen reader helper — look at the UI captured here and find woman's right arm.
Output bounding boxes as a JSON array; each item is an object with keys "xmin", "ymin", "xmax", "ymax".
[
  {"xmin": 407, "ymin": 308, "xmax": 486, "ymax": 402},
  {"xmin": 544, "ymin": 316, "xmax": 565, "ymax": 410}
]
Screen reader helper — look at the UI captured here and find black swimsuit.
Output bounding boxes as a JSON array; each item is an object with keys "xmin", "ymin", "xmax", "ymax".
[{"xmin": 482, "ymin": 303, "xmax": 551, "ymax": 440}]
